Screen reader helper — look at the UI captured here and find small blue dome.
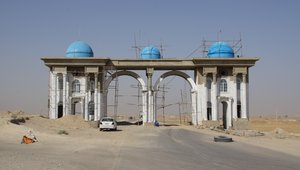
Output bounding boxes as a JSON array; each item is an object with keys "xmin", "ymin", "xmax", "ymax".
[
  {"xmin": 66, "ymin": 41, "xmax": 94, "ymax": 58},
  {"xmin": 207, "ymin": 42, "xmax": 234, "ymax": 58},
  {"xmin": 140, "ymin": 46, "xmax": 161, "ymax": 59}
]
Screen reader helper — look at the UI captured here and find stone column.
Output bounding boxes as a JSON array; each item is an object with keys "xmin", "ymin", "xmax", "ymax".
[
  {"xmin": 241, "ymin": 74, "xmax": 248, "ymax": 119},
  {"xmin": 191, "ymin": 90, "xmax": 198, "ymax": 125},
  {"xmin": 87, "ymin": 80, "xmax": 91, "ymax": 119},
  {"xmin": 197, "ymin": 88, "xmax": 202, "ymax": 125},
  {"xmin": 94, "ymin": 73, "xmax": 98, "ymax": 121},
  {"xmin": 211, "ymin": 73, "xmax": 218, "ymax": 121},
  {"xmin": 232, "ymin": 74, "xmax": 237, "ymax": 119},
  {"xmin": 99, "ymin": 68, "xmax": 107, "ymax": 120},
  {"xmin": 55, "ymin": 74, "xmax": 59, "ymax": 119},
  {"xmin": 226, "ymin": 99, "xmax": 233, "ymax": 129},
  {"xmin": 62, "ymin": 73, "xmax": 67, "ymax": 117},
  {"xmin": 153, "ymin": 91, "xmax": 157, "ymax": 123},
  {"xmin": 146, "ymin": 68, "xmax": 154, "ymax": 122},
  {"xmin": 84, "ymin": 74, "xmax": 89, "ymax": 121},
  {"xmin": 97, "ymin": 91, "xmax": 101, "ymax": 121},
  {"xmin": 49, "ymin": 71, "xmax": 56, "ymax": 119},
  {"xmin": 65, "ymin": 75, "xmax": 69, "ymax": 116},
  {"xmin": 202, "ymin": 74, "xmax": 207, "ymax": 121},
  {"xmin": 97, "ymin": 78, "xmax": 101, "ymax": 121},
  {"xmin": 142, "ymin": 90, "xmax": 148, "ymax": 124},
  {"xmin": 101, "ymin": 92, "xmax": 108, "ymax": 118}
]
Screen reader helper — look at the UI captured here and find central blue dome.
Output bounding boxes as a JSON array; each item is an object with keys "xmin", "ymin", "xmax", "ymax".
[
  {"xmin": 207, "ymin": 42, "xmax": 234, "ymax": 58},
  {"xmin": 140, "ymin": 46, "xmax": 161, "ymax": 59},
  {"xmin": 66, "ymin": 41, "xmax": 94, "ymax": 58}
]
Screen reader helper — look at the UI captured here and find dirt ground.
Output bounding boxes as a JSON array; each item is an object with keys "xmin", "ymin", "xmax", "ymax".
[
  {"xmin": 250, "ymin": 116, "xmax": 300, "ymax": 134},
  {"xmin": 156, "ymin": 114, "xmax": 300, "ymax": 135},
  {"xmin": 1, "ymin": 111, "xmax": 300, "ymax": 169}
]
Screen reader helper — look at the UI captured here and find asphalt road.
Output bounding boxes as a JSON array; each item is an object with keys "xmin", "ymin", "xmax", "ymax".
[
  {"xmin": 113, "ymin": 126, "xmax": 300, "ymax": 170},
  {"xmin": 1, "ymin": 126, "xmax": 300, "ymax": 170}
]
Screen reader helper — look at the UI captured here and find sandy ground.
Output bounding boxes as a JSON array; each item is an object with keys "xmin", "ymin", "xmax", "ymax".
[
  {"xmin": 1, "ymin": 111, "xmax": 300, "ymax": 169},
  {"xmin": 250, "ymin": 116, "xmax": 300, "ymax": 134}
]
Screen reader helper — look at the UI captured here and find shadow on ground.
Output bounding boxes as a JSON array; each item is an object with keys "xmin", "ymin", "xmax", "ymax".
[
  {"xmin": 117, "ymin": 121, "xmax": 143, "ymax": 126},
  {"xmin": 160, "ymin": 124, "xmax": 179, "ymax": 127}
]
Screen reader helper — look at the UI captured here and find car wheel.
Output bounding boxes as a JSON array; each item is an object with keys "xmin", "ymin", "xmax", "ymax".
[
  {"xmin": 214, "ymin": 136, "xmax": 233, "ymax": 142},
  {"xmin": 100, "ymin": 128, "xmax": 102, "ymax": 131}
]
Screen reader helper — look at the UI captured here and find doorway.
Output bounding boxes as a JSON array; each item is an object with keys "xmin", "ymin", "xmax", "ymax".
[
  {"xmin": 71, "ymin": 98, "xmax": 82, "ymax": 115},
  {"xmin": 237, "ymin": 101, "xmax": 241, "ymax": 118},
  {"xmin": 207, "ymin": 102, "xmax": 212, "ymax": 120},
  {"xmin": 57, "ymin": 102, "xmax": 63, "ymax": 118},
  {"xmin": 221, "ymin": 101, "xmax": 228, "ymax": 129}
]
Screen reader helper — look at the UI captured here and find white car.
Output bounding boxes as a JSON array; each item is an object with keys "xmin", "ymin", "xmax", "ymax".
[{"xmin": 99, "ymin": 117, "xmax": 117, "ymax": 131}]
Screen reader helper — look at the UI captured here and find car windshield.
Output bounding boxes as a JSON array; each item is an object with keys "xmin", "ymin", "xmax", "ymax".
[{"xmin": 101, "ymin": 118, "xmax": 114, "ymax": 122}]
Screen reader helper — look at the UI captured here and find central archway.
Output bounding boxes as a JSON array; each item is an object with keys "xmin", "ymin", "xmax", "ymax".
[
  {"xmin": 153, "ymin": 70, "xmax": 199, "ymax": 125},
  {"xmin": 103, "ymin": 70, "xmax": 148, "ymax": 123}
]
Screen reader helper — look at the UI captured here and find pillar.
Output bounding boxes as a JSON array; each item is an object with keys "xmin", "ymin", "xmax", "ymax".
[
  {"xmin": 87, "ymin": 80, "xmax": 91, "ymax": 120},
  {"xmin": 232, "ymin": 74, "xmax": 237, "ymax": 119},
  {"xmin": 65, "ymin": 75, "xmax": 69, "ymax": 116},
  {"xmin": 94, "ymin": 73, "xmax": 98, "ymax": 121},
  {"xmin": 202, "ymin": 74, "xmax": 207, "ymax": 121},
  {"xmin": 101, "ymin": 92, "xmax": 108, "ymax": 118},
  {"xmin": 55, "ymin": 74, "xmax": 59, "ymax": 119},
  {"xmin": 197, "ymin": 88, "xmax": 202, "ymax": 125},
  {"xmin": 62, "ymin": 73, "xmax": 67, "ymax": 117},
  {"xmin": 191, "ymin": 91, "xmax": 198, "ymax": 125},
  {"xmin": 49, "ymin": 71, "xmax": 57, "ymax": 119},
  {"xmin": 84, "ymin": 74, "xmax": 89, "ymax": 121},
  {"xmin": 211, "ymin": 73, "xmax": 218, "ymax": 121},
  {"xmin": 96, "ymin": 91, "xmax": 101, "ymax": 121},
  {"xmin": 100, "ymin": 68, "xmax": 107, "ymax": 120},
  {"xmin": 241, "ymin": 73, "xmax": 248, "ymax": 119},
  {"xmin": 226, "ymin": 99, "xmax": 233, "ymax": 129},
  {"xmin": 247, "ymin": 77, "xmax": 250, "ymax": 118},
  {"xmin": 142, "ymin": 90, "xmax": 148, "ymax": 124},
  {"xmin": 146, "ymin": 68, "xmax": 154, "ymax": 122}
]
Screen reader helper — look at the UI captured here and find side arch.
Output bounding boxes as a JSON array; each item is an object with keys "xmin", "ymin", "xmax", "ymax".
[
  {"xmin": 153, "ymin": 70, "xmax": 197, "ymax": 92},
  {"xmin": 153, "ymin": 70, "xmax": 199, "ymax": 125},
  {"xmin": 103, "ymin": 70, "xmax": 147, "ymax": 124},
  {"xmin": 104, "ymin": 70, "xmax": 146, "ymax": 91}
]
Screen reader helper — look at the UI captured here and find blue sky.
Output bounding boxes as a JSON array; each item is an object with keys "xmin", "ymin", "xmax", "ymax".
[{"xmin": 0, "ymin": 0, "xmax": 299, "ymax": 116}]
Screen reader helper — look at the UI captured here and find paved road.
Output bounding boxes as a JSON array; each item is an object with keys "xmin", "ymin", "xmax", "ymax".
[
  {"xmin": 113, "ymin": 126, "xmax": 300, "ymax": 170},
  {"xmin": 1, "ymin": 126, "xmax": 300, "ymax": 170}
]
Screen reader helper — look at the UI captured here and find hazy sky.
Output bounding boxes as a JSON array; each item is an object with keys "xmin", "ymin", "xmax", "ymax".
[{"xmin": 0, "ymin": 0, "xmax": 299, "ymax": 116}]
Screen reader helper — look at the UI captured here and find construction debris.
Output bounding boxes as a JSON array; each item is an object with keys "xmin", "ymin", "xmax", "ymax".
[{"xmin": 21, "ymin": 131, "xmax": 38, "ymax": 144}]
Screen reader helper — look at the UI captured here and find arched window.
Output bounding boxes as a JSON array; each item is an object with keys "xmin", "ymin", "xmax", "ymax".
[
  {"xmin": 220, "ymin": 79, "xmax": 227, "ymax": 92},
  {"xmin": 72, "ymin": 80, "xmax": 80, "ymax": 93},
  {"xmin": 88, "ymin": 101, "xmax": 94, "ymax": 115}
]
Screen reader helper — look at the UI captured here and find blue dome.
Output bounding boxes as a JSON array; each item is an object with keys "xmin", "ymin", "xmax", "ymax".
[
  {"xmin": 207, "ymin": 42, "xmax": 234, "ymax": 58},
  {"xmin": 66, "ymin": 41, "xmax": 94, "ymax": 58},
  {"xmin": 140, "ymin": 46, "xmax": 161, "ymax": 59}
]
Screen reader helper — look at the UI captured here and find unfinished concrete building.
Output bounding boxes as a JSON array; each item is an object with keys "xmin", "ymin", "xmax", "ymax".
[{"xmin": 41, "ymin": 41, "xmax": 258, "ymax": 129}]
